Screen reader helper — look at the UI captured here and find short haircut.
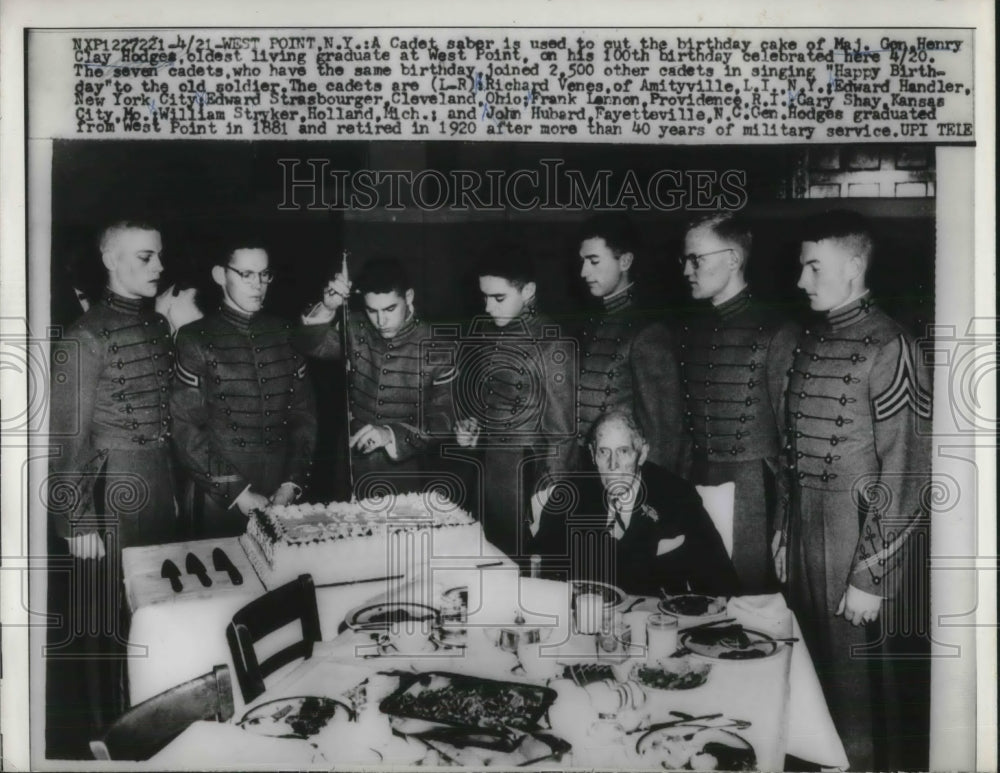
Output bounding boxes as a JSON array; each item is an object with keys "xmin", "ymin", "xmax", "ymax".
[
  {"xmin": 219, "ymin": 238, "xmax": 269, "ymax": 267},
  {"xmin": 356, "ymin": 257, "xmax": 412, "ymax": 297},
  {"xmin": 687, "ymin": 212, "xmax": 753, "ymax": 268},
  {"xmin": 589, "ymin": 409, "xmax": 646, "ymax": 449},
  {"xmin": 799, "ymin": 209, "xmax": 874, "ymax": 263},
  {"xmin": 578, "ymin": 213, "xmax": 640, "ymax": 259},
  {"xmin": 476, "ymin": 246, "xmax": 535, "ymax": 290},
  {"xmin": 98, "ymin": 220, "xmax": 160, "ymax": 254}
]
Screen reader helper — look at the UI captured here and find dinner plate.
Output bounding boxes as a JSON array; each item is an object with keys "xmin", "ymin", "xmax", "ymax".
[
  {"xmin": 344, "ymin": 601, "xmax": 440, "ymax": 631},
  {"xmin": 679, "ymin": 626, "xmax": 780, "ymax": 661},
  {"xmin": 635, "ymin": 724, "xmax": 756, "ymax": 771},
  {"xmin": 657, "ymin": 594, "xmax": 727, "ymax": 619},
  {"xmin": 569, "ymin": 579, "xmax": 626, "ymax": 609},
  {"xmin": 238, "ymin": 696, "xmax": 354, "ymax": 739}
]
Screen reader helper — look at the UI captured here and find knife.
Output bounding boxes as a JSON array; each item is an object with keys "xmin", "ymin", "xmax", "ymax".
[
  {"xmin": 185, "ymin": 552, "xmax": 213, "ymax": 587},
  {"xmin": 160, "ymin": 559, "xmax": 183, "ymax": 592},
  {"xmin": 211, "ymin": 547, "xmax": 243, "ymax": 585}
]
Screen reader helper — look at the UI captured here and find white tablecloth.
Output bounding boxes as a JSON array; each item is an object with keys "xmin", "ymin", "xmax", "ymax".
[{"xmin": 146, "ymin": 578, "xmax": 849, "ymax": 770}]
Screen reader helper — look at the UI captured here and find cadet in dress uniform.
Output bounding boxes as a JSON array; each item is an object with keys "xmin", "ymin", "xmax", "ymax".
[
  {"xmin": 778, "ymin": 211, "xmax": 932, "ymax": 771},
  {"xmin": 171, "ymin": 244, "xmax": 317, "ymax": 537},
  {"xmin": 453, "ymin": 250, "xmax": 576, "ymax": 563},
  {"xmin": 678, "ymin": 214, "xmax": 797, "ymax": 592},
  {"xmin": 47, "ymin": 222, "xmax": 177, "ymax": 750},
  {"xmin": 575, "ymin": 214, "xmax": 683, "ymax": 473},
  {"xmin": 297, "ymin": 258, "xmax": 457, "ymax": 496}
]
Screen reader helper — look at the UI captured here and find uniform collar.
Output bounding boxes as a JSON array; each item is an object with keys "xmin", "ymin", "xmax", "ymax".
[
  {"xmin": 492, "ymin": 306, "xmax": 538, "ymax": 335},
  {"xmin": 102, "ymin": 288, "xmax": 152, "ymax": 315},
  {"xmin": 370, "ymin": 311, "xmax": 419, "ymax": 342},
  {"xmin": 602, "ymin": 284, "xmax": 635, "ymax": 313},
  {"xmin": 825, "ymin": 292, "xmax": 875, "ymax": 331},
  {"xmin": 713, "ymin": 288, "xmax": 751, "ymax": 319},
  {"xmin": 219, "ymin": 303, "xmax": 257, "ymax": 333}
]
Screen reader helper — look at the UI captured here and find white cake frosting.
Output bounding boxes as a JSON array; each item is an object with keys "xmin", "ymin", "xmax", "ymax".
[{"xmin": 240, "ymin": 493, "xmax": 484, "ymax": 589}]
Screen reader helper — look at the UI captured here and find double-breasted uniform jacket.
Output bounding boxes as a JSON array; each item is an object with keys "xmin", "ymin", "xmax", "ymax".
[
  {"xmin": 48, "ymin": 289, "xmax": 177, "ymax": 549},
  {"xmin": 576, "ymin": 287, "xmax": 683, "ymax": 473},
  {"xmin": 678, "ymin": 289, "xmax": 798, "ymax": 590},
  {"xmin": 170, "ymin": 305, "xmax": 317, "ymax": 526},
  {"xmin": 784, "ymin": 293, "xmax": 932, "ymax": 599},
  {"xmin": 454, "ymin": 310, "xmax": 576, "ymax": 559},
  {"xmin": 782, "ymin": 293, "xmax": 932, "ymax": 770},
  {"xmin": 295, "ymin": 311, "xmax": 457, "ymax": 492},
  {"xmin": 531, "ymin": 463, "xmax": 741, "ymax": 598}
]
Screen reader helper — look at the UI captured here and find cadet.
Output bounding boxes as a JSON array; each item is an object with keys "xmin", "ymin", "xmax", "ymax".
[
  {"xmin": 170, "ymin": 242, "xmax": 317, "ymax": 537},
  {"xmin": 47, "ymin": 220, "xmax": 178, "ymax": 746},
  {"xmin": 678, "ymin": 213, "xmax": 797, "ymax": 592},
  {"xmin": 298, "ymin": 257, "xmax": 456, "ymax": 495},
  {"xmin": 575, "ymin": 213, "xmax": 683, "ymax": 473},
  {"xmin": 453, "ymin": 248, "xmax": 576, "ymax": 563},
  {"xmin": 779, "ymin": 210, "xmax": 932, "ymax": 771}
]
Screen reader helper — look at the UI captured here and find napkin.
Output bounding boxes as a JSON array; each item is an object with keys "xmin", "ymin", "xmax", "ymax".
[{"xmin": 727, "ymin": 594, "xmax": 793, "ymax": 638}]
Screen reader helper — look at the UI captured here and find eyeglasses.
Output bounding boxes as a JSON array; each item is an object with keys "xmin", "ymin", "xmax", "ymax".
[
  {"xmin": 225, "ymin": 265, "xmax": 275, "ymax": 284},
  {"xmin": 677, "ymin": 248, "xmax": 734, "ymax": 270}
]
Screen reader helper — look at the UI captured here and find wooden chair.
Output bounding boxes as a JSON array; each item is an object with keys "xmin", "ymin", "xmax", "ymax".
[
  {"xmin": 225, "ymin": 573, "xmax": 322, "ymax": 703},
  {"xmin": 89, "ymin": 664, "xmax": 234, "ymax": 761}
]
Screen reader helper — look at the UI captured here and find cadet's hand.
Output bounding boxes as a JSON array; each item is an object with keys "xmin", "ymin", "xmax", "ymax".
[
  {"xmin": 156, "ymin": 284, "xmax": 203, "ymax": 335},
  {"xmin": 350, "ymin": 424, "xmax": 392, "ymax": 454},
  {"xmin": 235, "ymin": 488, "xmax": 269, "ymax": 516},
  {"xmin": 836, "ymin": 584, "xmax": 883, "ymax": 626},
  {"xmin": 322, "ymin": 272, "xmax": 353, "ymax": 311},
  {"xmin": 270, "ymin": 482, "xmax": 299, "ymax": 507},
  {"xmin": 771, "ymin": 531, "xmax": 787, "ymax": 584},
  {"xmin": 454, "ymin": 417, "xmax": 480, "ymax": 447},
  {"xmin": 67, "ymin": 532, "xmax": 105, "ymax": 560}
]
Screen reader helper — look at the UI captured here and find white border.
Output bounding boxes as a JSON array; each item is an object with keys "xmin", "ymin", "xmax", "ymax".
[{"xmin": 1, "ymin": 1, "xmax": 994, "ymax": 771}]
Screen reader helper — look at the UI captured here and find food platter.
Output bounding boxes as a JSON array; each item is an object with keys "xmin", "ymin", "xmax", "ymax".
[
  {"xmin": 344, "ymin": 601, "xmax": 440, "ymax": 631},
  {"xmin": 635, "ymin": 724, "xmax": 756, "ymax": 771},
  {"xmin": 379, "ymin": 671, "xmax": 558, "ymax": 750},
  {"xmin": 416, "ymin": 728, "xmax": 571, "ymax": 767},
  {"xmin": 238, "ymin": 696, "xmax": 355, "ymax": 739},
  {"xmin": 679, "ymin": 625, "xmax": 780, "ymax": 661}
]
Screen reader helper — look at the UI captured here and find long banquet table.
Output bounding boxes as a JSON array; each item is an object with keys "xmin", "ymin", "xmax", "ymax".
[{"xmin": 123, "ymin": 541, "xmax": 850, "ymax": 770}]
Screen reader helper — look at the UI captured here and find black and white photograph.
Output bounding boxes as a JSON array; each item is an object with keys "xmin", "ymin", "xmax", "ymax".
[{"xmin": 0, "ymin": 3, "xmax": 994, "ymax": 772}]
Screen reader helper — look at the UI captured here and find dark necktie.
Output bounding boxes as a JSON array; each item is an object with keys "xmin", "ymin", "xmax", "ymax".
[{"xmin": 609, "ymin": 497, "xmax": 626, "ymax": 536}]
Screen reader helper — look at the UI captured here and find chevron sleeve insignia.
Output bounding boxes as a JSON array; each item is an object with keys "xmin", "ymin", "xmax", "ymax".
[
  {"xmin": 872, "ymin": 335, "xmax": 932, "ymax": 421},
  {"xmin": 175, "ymin": 359, "xmax": 201, "ymax": 388}
]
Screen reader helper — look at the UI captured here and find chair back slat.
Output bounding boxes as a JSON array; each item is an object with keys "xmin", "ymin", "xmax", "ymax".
[
  {"xmin": 91, "ymin": 664, "xmax": 234, "ymax": 760},
  {"xmin": 225, "ymin": 574, "xmax": 321, "ymax": 703},
  {"xmin": 258, "ymin": 639, "xmax": 315, "ymax": 677}
]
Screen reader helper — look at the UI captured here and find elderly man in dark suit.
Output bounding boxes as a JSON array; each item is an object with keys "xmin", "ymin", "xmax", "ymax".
[{"xmin": 532, "ymin": 410, "xmax": 739, "ymax": 598}]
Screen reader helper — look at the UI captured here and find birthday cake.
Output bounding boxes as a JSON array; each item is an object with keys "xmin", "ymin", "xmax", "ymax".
[{"xmin": 240, "ymin": 492, "xmax": 485, "ymax": 589}]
